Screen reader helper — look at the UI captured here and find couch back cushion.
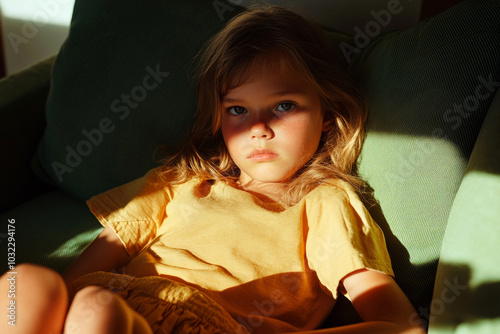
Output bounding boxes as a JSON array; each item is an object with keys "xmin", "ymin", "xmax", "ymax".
[
  {"xmin": 37, "ymin": 0, "xmax": 245, "ymax": 197},
  {"xmin": 350, "ymin": 0, "xmax": 500, "ymax": 324}
]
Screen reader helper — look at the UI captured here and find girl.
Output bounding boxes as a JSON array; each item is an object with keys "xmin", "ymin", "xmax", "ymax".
[{"xmin": 1, "ymin": 6, "xmax": 425, "ymax": 334}]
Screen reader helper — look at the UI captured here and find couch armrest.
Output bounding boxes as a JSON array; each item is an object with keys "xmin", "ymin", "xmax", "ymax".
[
  {"xmin": 429, "ymin": 88, "xmax": 500, "ymax": 333},
  {"xmin": 0, "ymin": 55, "xmax": 56, "ymax": 212}
]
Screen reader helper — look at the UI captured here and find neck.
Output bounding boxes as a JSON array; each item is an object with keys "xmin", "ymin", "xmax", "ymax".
[{"xmin": 237, "ymin": 180, "xmax": 287, "ymax": 204}]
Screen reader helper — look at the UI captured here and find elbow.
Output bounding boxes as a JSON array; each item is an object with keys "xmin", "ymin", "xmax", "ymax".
[
  {"xmin": 390, "ymin": 321, "xmax": 427, "ymax": 334},
  {"xmin": 371, "ymin": 316, "xmax": 426, "ymax": 334}
]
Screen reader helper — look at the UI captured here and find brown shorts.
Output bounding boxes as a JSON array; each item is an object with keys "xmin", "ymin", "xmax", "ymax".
[{"xmin": 72, "ymin": 272, "xmax": 249, "ymax": 334}]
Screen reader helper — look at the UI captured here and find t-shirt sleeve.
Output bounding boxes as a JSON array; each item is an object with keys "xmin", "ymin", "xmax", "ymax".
[
  {"xmin": 86, "ymin": 168, "xmax": 174, "ymax": 257},
  {"xmin": 305, "ymin": 184, "xmax": 394, "ymax": 299}
]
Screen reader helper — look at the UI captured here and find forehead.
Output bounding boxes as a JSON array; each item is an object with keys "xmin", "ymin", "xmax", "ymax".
[
  {"xmin": 222, "ymin": 53, "xmax": 310, "ymax": 96},
  {"xmin": 222, "ymin": 72, "xmax": 311, "ymax": 103}
]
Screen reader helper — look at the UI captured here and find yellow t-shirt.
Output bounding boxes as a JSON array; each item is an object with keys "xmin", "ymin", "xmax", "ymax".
[{"xmin": 87, "ymin": 168, "xmax": 393, "ymax": 333}]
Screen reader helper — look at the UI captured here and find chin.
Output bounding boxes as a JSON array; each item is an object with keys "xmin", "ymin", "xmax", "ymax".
[{"xmin": 239, "ymin": 165, "xmax": 297, "ymax": 185}]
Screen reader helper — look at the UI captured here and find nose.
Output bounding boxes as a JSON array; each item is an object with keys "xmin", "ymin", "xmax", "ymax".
[{"xmin": 250, "ymin": 120, "xmax": 274, "ymax": 140}]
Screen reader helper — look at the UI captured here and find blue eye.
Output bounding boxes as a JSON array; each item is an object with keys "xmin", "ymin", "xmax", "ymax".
[
  {"xmin": 227, "ymin": 106, "xmax": 247, "ymax": 115},
  {"xmin": 276, "ymin": 102, "xmax": 295, "ymax": 112}
]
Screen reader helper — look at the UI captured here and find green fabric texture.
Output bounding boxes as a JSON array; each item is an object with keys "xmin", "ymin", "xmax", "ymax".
[
  {"xmin": 428, "ymin": 89, "xmax": 500, "ymax": 333},
  {"xmin": 0, "ymin": 190, "xmax": 102, "ymax": 274},
  {"xmin": 349, "ymin": 0, "xmax": 500, "ymax": 327},
  {"xmin": 0, "ymin": 56, "xmax": 55, "ymax": 212},
  {"xmin": 36, "ymin": 0, "xmax": 245, "ymax": 200}
]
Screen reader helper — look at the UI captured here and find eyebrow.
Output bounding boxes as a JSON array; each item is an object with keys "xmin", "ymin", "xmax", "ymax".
[{"xmin": 222, "ymin": 89, "xmax": 307, "ymax": 103}]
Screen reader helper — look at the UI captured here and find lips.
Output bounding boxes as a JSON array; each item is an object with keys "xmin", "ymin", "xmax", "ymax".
[{"xmin": 247, "ymin": 148, "xmax": 279, "ymax": 162}]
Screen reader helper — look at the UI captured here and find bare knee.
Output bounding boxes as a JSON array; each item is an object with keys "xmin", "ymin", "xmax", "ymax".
[
  {"xmin": 0, "ymin": 264, "xmax": 68, "ymax": 333},
  {"xmin": 67, "ymin": 286, "xmax": 151, "ymax": 334},
  {"xmin": 71, "ymin": 285, "xmax": 119, "ymax": 314},
  {"xmin": 67, "ymin": 286, "xmax": 130, "ymax": 332},
  {"xmin": 11, "ymin": 263, "xmax": 68, "ymax": 307}
]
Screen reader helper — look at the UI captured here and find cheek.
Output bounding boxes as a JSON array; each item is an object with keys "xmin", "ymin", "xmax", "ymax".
[
  {"xmin": 221, "ymin": 117, "xmax": 230, "ymax": 139},
  {"xmin": 282, "ymin": 115, "xmax": 323, "ymax": 151},
  {"xmin": 221, "ymin": 119, "xmax": 240, "ymax": 151}
]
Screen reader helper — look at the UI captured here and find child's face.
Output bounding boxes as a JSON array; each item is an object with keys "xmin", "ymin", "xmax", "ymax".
[{"xmin": 221, "ymin": 67, "xmax": 329, "ymax": 185}]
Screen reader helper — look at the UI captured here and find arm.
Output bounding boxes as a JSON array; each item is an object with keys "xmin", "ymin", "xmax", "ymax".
[
  {"xmin": 62, "ymin": 226, "xmax": 130, "ymax": 299},
  {"xmin": 283, "ymin": 269, "xmax": 426, "ymax": 334}
]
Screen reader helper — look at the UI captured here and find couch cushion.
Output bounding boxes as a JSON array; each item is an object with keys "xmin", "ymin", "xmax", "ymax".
[
  {"xmin": 428, "ymin": 89, "xmax": 500, "ymax": 333},
  {"xmin": 0, "ymin": 190, "xmax": 101, "ymax": 274},
  {"xmin": 346, "ymin": 0, "xmax": 500, "ymax": 327},
  {"xmin": 36, "ymin": 0, "xmax": 246, "ymax": 199},
  {"xmin": 0, "ymin": 56, "xmax": 55, "ymax": 212}
]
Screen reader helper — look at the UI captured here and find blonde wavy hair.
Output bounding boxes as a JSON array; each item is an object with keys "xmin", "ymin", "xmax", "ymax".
[{"xmin": 159, "ymin": 5, "xmax": 368, "ymax": 207}]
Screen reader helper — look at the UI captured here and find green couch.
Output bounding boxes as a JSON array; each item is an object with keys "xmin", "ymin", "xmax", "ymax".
[{"xmin": 1, "ymin": 0, "xmax": 499, "ymax": 332}]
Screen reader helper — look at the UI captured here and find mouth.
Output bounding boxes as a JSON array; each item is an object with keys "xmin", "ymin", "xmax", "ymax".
[{"xmin": 247, "ymin": 148, "xmax": 279, "ymax": 162}]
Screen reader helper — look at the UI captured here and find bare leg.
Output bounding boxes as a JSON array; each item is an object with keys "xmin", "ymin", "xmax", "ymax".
[
  {"xmin": 0, "ymin": 263, "xmax": 68, "ymax": 334},
  {"xmin": 65, "ymin": 285, "xmax": 152, "ymax": 334}
]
